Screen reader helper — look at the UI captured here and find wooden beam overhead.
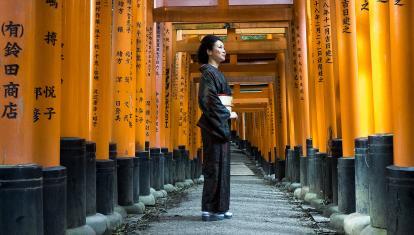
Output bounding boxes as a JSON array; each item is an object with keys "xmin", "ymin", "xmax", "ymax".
[
  {"xmin": 176, "ymin": 38, "xmax": 286, "ymax": 54},
  {"xmin": 190, "ymin": 62, "xmax": 276, "ymax": 73},
  {"xmin": 193, "ymin": 75, "xmax": 274, "ymax": 83},
  {"xmin": 174, "ymin": 22, "xmax": 289, "ymax": 30},
  {"xmin": 233, "ymin": 98, "xmax": 269, "ymax": 105},
  {"xmin": 153, "ymin": 5, "xmax": 292, "ymax": 23}
]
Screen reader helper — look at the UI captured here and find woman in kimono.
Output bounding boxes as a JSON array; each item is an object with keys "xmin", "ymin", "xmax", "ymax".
[{"xmin": 197, "ymin": 35, "xmax": 237, "ymax": 221}]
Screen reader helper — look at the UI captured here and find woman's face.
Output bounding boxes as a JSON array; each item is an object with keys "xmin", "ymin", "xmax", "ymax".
[{"xmin": 207, "ymin": 40, "xmax": 226, "ymax": 64}]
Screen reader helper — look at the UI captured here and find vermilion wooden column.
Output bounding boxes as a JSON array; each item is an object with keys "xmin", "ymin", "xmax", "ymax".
[
  {"xmin": 0, "ymin": 0, "xmax": 35, "ymax": 164},
  {"xmin": 390, "ymin": 1, "xmax": 413, "ymax": 167},
  {"xmin": 135, "ymin": 0, "xmax": 146, "ymax": 151},
  {"xmin": 305, "ymin": 0, "xmax": 319, "ymax": 149},
  {"xmin": 112, "ymin": 0, "xmax": 135, "ymax": 157},
  {"xmin": 91, "ymin": 0, "xmax": 112, "ymax": 160},
  {"xmin": 61, "ymin": 0, "xmax": 81, "ymax": 137},
  {"xmin": 276, "ymin": 53, "xmax": 288, "ymax": 159},
  {"xmin": 33, "ymin": 0, "xmax": 62, "ymax": 167},
  {"xmin": 355, "ymin": 0, "xmax": 374, "ymax": 137},
  {"xmin": 335, "ymin": 0, "xmax": 358, "ymax": 156},
  {"xmin": 311, "ymin": 0, "xmax": 327, "ymax": 152},
  {"xmin": 294, "ymin": 0, "xmax": 311, "ymax": 152},
  {"xmin": 369, "ymin": 0, "xmax": 393, "ymax": 133},
  {"xmin": 78, "ymin": 0, "xmax": 91, "ymax": 140},
  {"xmin": 319, "ymin": 0, "xmax": 338, "ymax": 142}
]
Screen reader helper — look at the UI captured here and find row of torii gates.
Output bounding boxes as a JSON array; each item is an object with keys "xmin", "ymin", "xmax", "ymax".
[{"xmin": 0, "ymin": 0, "xmax": 413, "ymax": 235}]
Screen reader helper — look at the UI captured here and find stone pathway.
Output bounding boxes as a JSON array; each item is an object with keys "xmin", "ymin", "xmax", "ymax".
[{"xmin": 133, "ymin": 147, "xmax": 318, "ymax": 235}]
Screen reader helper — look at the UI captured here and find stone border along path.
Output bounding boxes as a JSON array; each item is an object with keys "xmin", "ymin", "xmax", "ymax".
[{"xmin": 116, "ymin": 145, "xmax": 337, "ymax": 235}]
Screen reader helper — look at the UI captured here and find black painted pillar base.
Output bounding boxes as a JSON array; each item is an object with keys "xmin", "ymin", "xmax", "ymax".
[
  {"xmin": 293, "ymin": 146, "xmax": 302, "ymax": 183},
  {"xmin": 96, "ymin": 160, "xmax": 115, "ymax": 215},
  {"xmin": 368, "ymin": 134, "xmax": 393, "ymax": 229},
  {"xmin": 161, "ymin": 148, "xmax": 169, "ymax": 185},
  {"xmin": 43, "ymin": 166, "xmax": 66, "ymax": 235},
  {"xmin": 355, "ymin": 138, "xmax": 369, "ymax": 214},
  {"xmin": 330, "ymin": 138, "xmax": 343, "ymax": 205},
  {"xmin": 137, "ymin": 151, "xmax": 150, "ymax": 196},
  {"xmin": 276, "ymin": 159, "xmax": 285, "ymax": 181},
  {"xmin": 149, "ymin": 148, "xmax": 161, "ymax": 190},
  {"xmin": 337, "ymin": 157, "xmax": 356, "ymax": 214},
  {"xmin": 284, "ymin": 146, "xmax": 291, "ymax": 181},
  {"xmin": 85, "ymin": 141, "xmax": 97, "ymax": 217},
  {"xmin": 386, "ymin": 165, "xmax": 414, "ymax": 235},
  {"xmin": 173, "ymin": 148, "xmax": 181, "ymax": 183},
  {"xmin": 132, "ymin": 157, "xmax": 140, "ymax": 204},
  {"xmin": 315, "ymin": 152, "xmax": 326, "ymax": 198},
  {"xmin": 117, "ymin": 157, "xmax": 134, "ymax": 207},
  {"xmin": 185, "ymin": 150, "xmax": 191, "ymax": 180},
  {"xmin": 109, "ymin": 143, "xmax": 127, "ymax": 218},
  {"xmin": 60, "ymin": 138, "xmax": 88, "ymax": 229},
  {"xmin": 300, "ymin": 156, "xmax": 308, "ymax": 187},
  {"xmin": 117, "ymin": 157, "xmax": 143, "ymax": 214},
  {"xmin": 322, "ymin": 153, "xmax": 332, "ymax": 202},
  {"xmin": 307, "ymin": 148, "xmax": 316, "ymax": 193},
  {"xmin": 178, "ymin": 146, "xmax": 186, "ymax": 182},
  {"xmin": 0, "ymin": 164, "xmax": 43, "ymax": 235}
]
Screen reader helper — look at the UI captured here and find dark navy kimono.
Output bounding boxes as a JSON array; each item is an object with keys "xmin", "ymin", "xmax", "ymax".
[{"xmin": 197, "ymin": 63, "xmax": 232, "ymax": 213}]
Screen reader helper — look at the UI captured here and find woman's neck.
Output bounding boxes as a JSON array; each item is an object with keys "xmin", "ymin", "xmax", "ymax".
[{"xmin": 208, "ymin": 59, "xmax": 220, "ymax": 68}]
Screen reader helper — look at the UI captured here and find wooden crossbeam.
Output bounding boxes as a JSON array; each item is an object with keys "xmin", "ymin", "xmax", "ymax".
[
  {"xmin": 189, "ymin": 62, "xmax": 276, "ymax": 73},
  {"xmin": 153, "ymin": 5, "xmax": 292, "ymax": 23},
  {"xmin": 176, "ymin": 38, "xmax": 286, "ymax": 54},
  {"xmin": 233, "ymin": 98, "xmax": 269, "ymax": 105},
  {"xmin": 174, "ymin": 22, "xmax": 289, "ymax": 30},
  {"xmin": 193, "ymin": 76, "xmax": 274, "ymax": 83}
]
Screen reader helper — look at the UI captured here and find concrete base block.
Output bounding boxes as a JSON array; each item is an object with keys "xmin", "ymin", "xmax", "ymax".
[
  {"xmin": 330, "ymin": 213, "xmax": 347, "ymax": 233},
  {"xmin": 139, "ymin": 194, "xmax": 156, "ymax": 206},
  {"xmin": 344, "ymin": 213, "xmax": 370, "ymax": 235},
  {"xmin": 114, "ymin": 205, "xmax": 127, "ymax": 218},
  {"xmin": 123, "ymin": 202, "xmax": 145, "ymax": 214},
  {"xmin": 86, "ymin": 213, "xmax": 110, "ymax": 235},
  {"xmin": 360, "ymin": 225, "xmax": 386, "ymax": 235},
  {"xmin": 310, "ymin": 198, "xmax": 325, "ymax": 211},
  {"xmin": 294, "ymin": 188, "xmax": 302, "ymax": 199},
  {"xmin": 106, "ymin": 212, "xmax": 123, "ymax": 231},
  {"xmin": 270, "ymin": 174, "xmax": 276, "ymax": 182},
  {"xmin": 66, "ymin": 224, "xmax": 96, "ymax": 235},
  {"xmin": 152, "ymin": 190, "xmax": 165, "ymax": 200},
  {"xmin": 300, "ymin": 186, "xmax": 309, "ymax": 199},
  {"xmin": 304, "ymin": 192, "xmax": 317, "ymax": 204},
  {"xmin": 184, "ymin": 179, "xmax": 194, "ymax": 187},
  {"xmin": 163, "ymin": 184, "xmax": 176, "ymax": 192},
  {"xmin": 323, "ymin": 204, "xmax": 339, "ymax": 217},
  {"xmin": 282, "ymin": 182, "xmax": 291, "ymax": 190},
  {"xmin": 289, "ymin": 183, "xmax": 301, "ymax": 192},
  {"xmin": 175, "ymin": 181, "xmax": 185, "ymax": 189}
]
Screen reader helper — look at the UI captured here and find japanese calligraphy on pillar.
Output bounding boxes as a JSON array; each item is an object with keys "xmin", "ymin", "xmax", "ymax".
[
  {"xmin": 361, "ymin": 0, "xmax": 369, "ymax": 10},
  {"xmin": 294, "ymin": 21, "xmax": 305, "ymax": 100},
  {"xmin": 33, "ymin": 0, "xmax": 60, "ymax": 124},
  {"xmin": 155, "ymin": 23, "xmax": 162, "ymax": 137},
  {"xmin": 342, "ymin": 0, "xmax": 352, "ymax": 33},
  {"xmin": 145, "ymin": 23, "xmax": 153, "ymax": 138},
  {"xmin": 112, "ymin": 0, "xmax": 135, "ymax": 155},
  {"xmin": 322, "ymin": 0, "xmax": 333, "ymax": 64},
  {"xmin": 314, "ymin": 0, "xmax": 323, "ymax": 82},
  {"xmin": 1, "ymin": 20, "xmax": 24, "ymax": 120},
  {"xmin": 135, "ymin": 0, "xmax": 147, "ymax": 149},
  {"xmin": 163, "ymin": 23, "xmax": 171, "ymax": 131}
]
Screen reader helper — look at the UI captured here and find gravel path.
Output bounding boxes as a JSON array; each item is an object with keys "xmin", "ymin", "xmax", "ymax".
[{"xmin": 123, "ymin": 148, "xmax": 318, "ymax": 235}]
